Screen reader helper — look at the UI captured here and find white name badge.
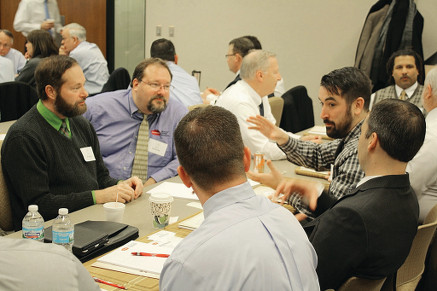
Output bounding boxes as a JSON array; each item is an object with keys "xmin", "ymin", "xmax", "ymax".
[
  {"xmin": 80, "ymin": 146, "xmax": 96, "ymax": 162},
  {"xmin": 149, "ymin": 139, "xmax": 168, "ymax": 157}
]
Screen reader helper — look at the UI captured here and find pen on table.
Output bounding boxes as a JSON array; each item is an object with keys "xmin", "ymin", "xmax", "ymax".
[
  {"xmin": 93, "ymin": 277, "xmax": 127, "ymax": 290},
  {"xmin": 131, "ymin": 252, "xmax": 170, "ymax": 258}
]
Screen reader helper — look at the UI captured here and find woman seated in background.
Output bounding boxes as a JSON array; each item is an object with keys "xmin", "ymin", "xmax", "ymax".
[{"xmin": 16, "ymin": 30, "xmax": 58, "ymax": 88}]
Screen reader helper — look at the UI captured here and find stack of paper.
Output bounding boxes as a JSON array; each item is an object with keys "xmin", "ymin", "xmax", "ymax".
[
  {"xmin": 97, "ymin": 241, "xmax": 173, "ymax": 275},
  {"xmin": 147, "ymin": 182, "xmax": 198, "ymax": 200},
  {"xmin": 178, "ymin": 212, "xmax": 204, "ymax": 230}
]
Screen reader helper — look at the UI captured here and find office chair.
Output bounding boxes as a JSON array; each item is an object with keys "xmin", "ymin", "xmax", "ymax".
[
  {"xmin": 101, "ymin": 67, "xmax": 131, "ymax": 93},
  {"xmin": 280, "ymin": 85, "xmax": 315, "ymax": 133},
  {"xmin": 0, "ymin": 81, "xmax": 38, "ymax": 122},
  {"xmin": 382, "ymin": 204, "xmax": 437, "ymax": 291}
]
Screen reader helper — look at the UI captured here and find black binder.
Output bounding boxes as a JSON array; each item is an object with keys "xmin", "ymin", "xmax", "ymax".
[{"xmin": 44, "ymin": 220, "xmax": 139, "ymax": 262}]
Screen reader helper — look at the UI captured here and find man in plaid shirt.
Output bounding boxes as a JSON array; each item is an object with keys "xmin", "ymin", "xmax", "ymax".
[{"xmin": 247, "ymin": 67, "xmax": 370, "ymax": 220}]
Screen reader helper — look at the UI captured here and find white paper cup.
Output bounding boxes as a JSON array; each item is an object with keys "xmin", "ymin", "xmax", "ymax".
[
  {"xmin": 149, "ymin": 193, "xmax": 173, "ymax": 229},
  {"xmin": 103, "ymin": 202, "xmax": 125, "ymax": 223},
  {"xmin": 46, "ymin": 18, "xmax": 55, "ymax": 24}
]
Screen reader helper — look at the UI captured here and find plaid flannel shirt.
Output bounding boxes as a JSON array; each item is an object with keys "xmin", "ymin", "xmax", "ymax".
[{"xmin": 279, "ymin": 120, "xmax": 365, "ymax": 218}]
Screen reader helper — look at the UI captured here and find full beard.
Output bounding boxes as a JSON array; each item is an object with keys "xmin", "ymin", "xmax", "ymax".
[{"xmin": 55, "ymin": 93, "xmax": 87, "ymax": 118}]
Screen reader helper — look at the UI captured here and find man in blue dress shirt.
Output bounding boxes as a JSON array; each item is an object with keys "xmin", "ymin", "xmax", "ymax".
[
  {"xmin": 160, "ymin": 106, "xmax": 319, "ymax": 291},
  {"xmin": 84, "ymin": 58, "xmax": 188, "ymax": 186}
]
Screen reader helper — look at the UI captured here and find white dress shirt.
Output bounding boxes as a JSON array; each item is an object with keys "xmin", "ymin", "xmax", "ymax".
[
  {"xmin": 167, "ymin": 62, "xmax": 202, "ymax": 107},
  {"xmin": 0, "ymin": 56, "xmax": 14, "ymax": 83},
  {"xmin": 4, "ymin": 48, "xmax": 26, "ymax": 74},
  {"xmin": 160, "ymin": 182, "xmax": 320, "ymax": 291},
  {"xmin": 406, "ymin": 107, "xmax": 437, "ymax": 222},
  {"xmin": 13, "ymin": 0, "xmax": 62, "ymax": 37},
  {"xmin": 0, "ymin": 238, "xmax": 100, "ymax": 290},
  {"xmin": 216, "ymin": 80, "xmax": 286, "ymax": 160}
]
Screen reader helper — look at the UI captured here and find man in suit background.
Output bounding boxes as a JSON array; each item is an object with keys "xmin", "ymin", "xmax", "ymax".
[
  {"xmin": 201, "ymin": 36, "xmax": 254, "ymax": 104},
  {"xmin": 370, "ymin": 49, "xmax": 424, "ymax": 110}
]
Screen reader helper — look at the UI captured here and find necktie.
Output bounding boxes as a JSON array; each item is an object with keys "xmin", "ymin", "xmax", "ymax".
[
  {"xmin": 44, "ymin": 0, "xmax": 53, "ymax": 36},
  {"xmin": 259, "ymin": 102, "xmax": 264, "ymax": 117},
  {"xmin": 131, "ymin": 115, "xmax": 149, "ymax": 182},
  {"xmin": 399, "ymin": 90, "xmax": 407, "ymax": 100},
  {"xmin": 44, "ymin": 0, "xmax": 50, "ymax": 19},
  {"xmin": 59, "ymin": 119, "xmax": 70, "ymax": 138},
  {"xmin": 334, "ymin": 139, "xmax": 345, "ymax": 159}
]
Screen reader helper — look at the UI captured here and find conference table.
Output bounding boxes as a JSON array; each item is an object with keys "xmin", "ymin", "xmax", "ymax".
[
  {"xmin": 82, "ymin": 159, "xmax": 327, "ymax": 290},
  {"xmin": 1, "ymin": 116, "xmax": 330, "ymax": 289}
]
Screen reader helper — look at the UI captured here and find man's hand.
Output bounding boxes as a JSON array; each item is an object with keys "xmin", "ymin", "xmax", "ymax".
[
  {"xmin": 247, "ymin": 115, "xmax": 289, "ymax": 145},
  {"xmin": 94, "ymin": 176, "xmax": 143, "ymax": 203},
  {"xmin": 201, "ymin": 87, "xmax": 220, "ymax": 104},
  {"xmin": 58, "ymin": 45, "xmax": 68, "ymax": 56},
  {"xmin": 144, "ymin": 177, "xmax": 157, "ymax": 187},
  {"xmin": 273, "ymin": 179, "xmax": 319, "ymax": 211},
  {"xmin": 40, "ymin": 20, "xmax": 55, "ymax": 30},
  {"xmin": 247, "ymin": 160, "xmax": 283, "ymax": 189},
  {"xmin": 124, "ymin": 176, "xmax": 144, "ymax": 198}
]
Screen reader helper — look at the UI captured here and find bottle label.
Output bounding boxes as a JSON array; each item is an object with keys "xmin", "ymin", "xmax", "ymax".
[
  {"xmin": 22, "ymin": 226, "xmax": 44, "ymax": 240},
  {"xmin": 52, "ymin": 230, "xmax": 74, "ymax": 244}
]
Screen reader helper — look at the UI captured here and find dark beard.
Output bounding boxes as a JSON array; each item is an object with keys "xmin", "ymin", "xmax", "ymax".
[
  {"xmin": 147, "ymin": 95, "xmax": 167, "ymax": 114},
  {"xmin": 54, "ymin": 92, "xmax": 87, "ymax": 117},
  {"xmin": 324, "ymin": 109, "xmax": 353, "ymax": 139}
]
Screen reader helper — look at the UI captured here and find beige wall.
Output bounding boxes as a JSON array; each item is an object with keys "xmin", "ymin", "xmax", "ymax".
[{"xmin": 132, "ymin": 0, "xmax": 436, "ymax": 125}]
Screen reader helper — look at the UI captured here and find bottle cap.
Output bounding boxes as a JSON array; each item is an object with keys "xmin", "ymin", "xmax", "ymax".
[
  {"xmin": 28, "ymin": 205, "xmax": 38, "ymax": 212},
  {"xmin": 58, "ymin": 208, "xmax": 69, "ymax": 215}
]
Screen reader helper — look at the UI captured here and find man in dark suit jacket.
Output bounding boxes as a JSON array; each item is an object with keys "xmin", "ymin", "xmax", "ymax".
[
  {"xmin": 274, "ymin": 99, "xmax": 425, "ymax": 290},
  {"xmin": 201, "ymin": 37, "xmax": 254, "ymax": 103}
]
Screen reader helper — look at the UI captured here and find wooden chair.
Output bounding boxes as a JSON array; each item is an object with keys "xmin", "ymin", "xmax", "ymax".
[
  {"xmin": 327, "ymin": 276, "xmax": 386, "ymax": 291},
  {"xmin": 0, "ymin": 81, "xmax": 38, "ymax": 122},
  {"xmin": 383, "ymin": 204, "xmax": 437, "ymax": 291},
  {"xmin": 0, "ymin": 139, "xmax": 13, "ymax": 232},
  {"xmin": 268, "ymin": 96, "xmax": 284, "ymax": 126}
]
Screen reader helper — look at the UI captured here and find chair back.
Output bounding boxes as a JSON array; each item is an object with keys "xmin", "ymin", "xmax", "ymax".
[
  {"xmin": 101, "ymin": 67, "xmax": 131, "ymax": 93},
  {"xmin": 333, "ymin": 276, "xmax": 386, "ymax": 291},
  {"xmin": 0, "ymin": 138, "xmax": 13, "ymax": 231},
  {"xmin": 0, "ymin": 81, "xmax": 38, "ymax": 122},
  {"xmin": 394, "ymin": 204, "xmax": 437, "ymax": 291},
  {"xmin": 268, "ymin": 96, "xmax": 284, "ymax": 126},
  {"xmin": 280, "ymin": 85, "xmax": 314, "ymax": 133}
]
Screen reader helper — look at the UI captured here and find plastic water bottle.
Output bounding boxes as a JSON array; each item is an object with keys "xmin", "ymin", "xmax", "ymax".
[
  {"xmin": 22, "ymin": 205, "xmax": 44, "ymax": 242},
  {"xmin": 52, "ymin": 208, "xmax": 74, "ymax": 252}
]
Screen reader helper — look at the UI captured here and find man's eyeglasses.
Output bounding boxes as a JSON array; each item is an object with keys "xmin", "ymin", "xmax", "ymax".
[
  {"xmin": 141, "ymin": 81, "xmax": 171, "ymax": 92},
  {"xmin": 225, "ymin": 54, "xmax": 236, "ymax": 58}
]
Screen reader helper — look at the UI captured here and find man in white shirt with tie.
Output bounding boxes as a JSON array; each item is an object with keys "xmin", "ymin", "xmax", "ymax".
[
  {"xmin": 370, "ymin": 49, "xmax": 424, "ymax": 110},
  {"xmin": 216, "ymin": 49, "xmax": 286, "ymax": 160},
  {"xmin": 13, "ymin": 0, "xmax": 62, "ymax": 40}
]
